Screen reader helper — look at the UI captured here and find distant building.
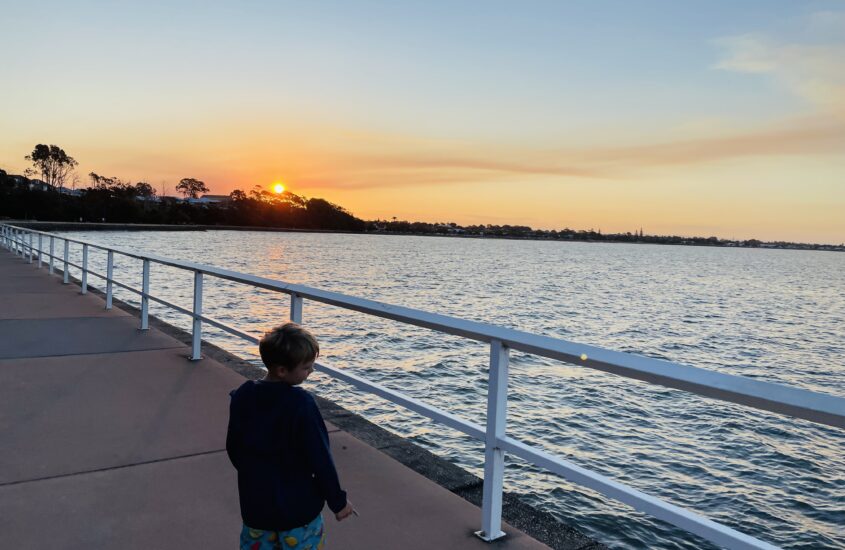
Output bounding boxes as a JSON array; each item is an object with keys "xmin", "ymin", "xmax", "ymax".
[
  {"xmin": 27, "ymin": 179, "xmax": 50, "ymax": 191},
  {"xmin": 133, "ymin": 194, "xmax": 160, "ymax": 202},
  {"xmin": 432, "ymin": 223, "xmax": 465, "ymax": 234},
  {"xmin": 185, "ymin": 194, "xmax": 231, "ymax": 206}
]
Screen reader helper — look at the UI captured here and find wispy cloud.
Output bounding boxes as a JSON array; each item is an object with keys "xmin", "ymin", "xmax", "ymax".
[
  {"xmin": 807, "ymin": 10, "xmax": 845, "ymax": 32},
  {"xmin": 713, "ymin": 12, "xmax": 845, "ymax": 115},
  {"xmin": 713, "ymin": 34, "xmax": 779, "ymax": 74},
  {"xmin": 581, "ymin": 116, "xmax": 845, "ymax": 167},
  {"xmin": 298, "ymin": 115, "xmax": 845, "ymax": 190}
]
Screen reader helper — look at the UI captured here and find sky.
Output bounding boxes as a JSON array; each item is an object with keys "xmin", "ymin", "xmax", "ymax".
[{"xmin": 1, "ymin": 1, "xmax": 844, "ymax": 243}]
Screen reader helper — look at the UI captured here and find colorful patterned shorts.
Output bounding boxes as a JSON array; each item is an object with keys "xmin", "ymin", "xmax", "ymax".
[{"xmin": 240, "ymin": 514, "xmax": 325, "ymax": 550}]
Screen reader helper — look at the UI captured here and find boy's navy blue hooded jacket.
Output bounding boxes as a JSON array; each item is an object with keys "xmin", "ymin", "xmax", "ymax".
[{"xmin": 226, "ymin": 380, "xmax": 347, "ymax": 530}]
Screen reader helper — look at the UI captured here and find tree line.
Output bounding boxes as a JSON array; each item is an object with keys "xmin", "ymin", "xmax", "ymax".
[
  {"xmin": 0, "ymin": 144, "xmax": 364, "ymax": 231},
  {"xmin": 365, "ymin": 219, "xmax": 843, "ymax": 250}
]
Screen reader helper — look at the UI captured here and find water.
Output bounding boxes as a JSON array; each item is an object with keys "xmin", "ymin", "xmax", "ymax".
[{"xmin": 53, "ymin": 231, "xmax": 845, "ymax": 549}]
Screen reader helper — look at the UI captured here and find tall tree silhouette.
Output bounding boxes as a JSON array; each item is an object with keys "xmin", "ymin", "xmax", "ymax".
[
  {"xmin": 176, "ymin": 177, "xmax": 209, "ymax": 198},
  {"xmin": 24, "ymin": 144, "xmax": 78, "ymax": 190}
]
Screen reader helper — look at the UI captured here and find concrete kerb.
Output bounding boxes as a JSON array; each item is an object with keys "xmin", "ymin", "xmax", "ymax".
[{"xmin": 49, "ymin": 264, "xmax": 605, "ymax": 550}]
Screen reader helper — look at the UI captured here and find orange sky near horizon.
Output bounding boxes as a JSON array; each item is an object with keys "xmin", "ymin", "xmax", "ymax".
[{"xmin": 4, "ymin": 112, "xmax": 842, "ymax": 243}]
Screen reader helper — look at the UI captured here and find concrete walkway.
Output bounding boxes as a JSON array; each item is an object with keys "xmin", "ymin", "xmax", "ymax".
[{"xmin": 0, "ymin": 249, "xmax": 551, "ymax": 549}]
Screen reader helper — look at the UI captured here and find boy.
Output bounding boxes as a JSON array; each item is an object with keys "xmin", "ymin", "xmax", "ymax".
[{"xmin": 227, "ymin": 322, "xmax": 354, "ymax": 549}]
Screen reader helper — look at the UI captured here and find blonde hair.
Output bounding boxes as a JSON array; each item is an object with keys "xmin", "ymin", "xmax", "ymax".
[{"xmin": 258, "ymin": 322, "xmax": 319, "ymax": 370}]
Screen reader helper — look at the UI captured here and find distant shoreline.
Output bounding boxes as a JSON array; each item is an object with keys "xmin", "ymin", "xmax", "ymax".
[{"xmin": 6, "ymin": 220, "xmax": 844, "ymax": 252}]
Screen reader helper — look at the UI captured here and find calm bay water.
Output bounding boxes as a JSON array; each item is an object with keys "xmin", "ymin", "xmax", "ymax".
[{"xmin": 57, "ymin": 230, "xmax": 845, "ymax": 549}]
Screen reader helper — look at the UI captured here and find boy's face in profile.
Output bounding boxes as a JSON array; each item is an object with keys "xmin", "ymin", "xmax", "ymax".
[{"xmin": 275, "ymin": 358, "xmax": 316, "ymax": 385}]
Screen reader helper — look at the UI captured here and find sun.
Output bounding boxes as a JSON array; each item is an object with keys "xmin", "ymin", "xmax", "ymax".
[{"xmin": 272, "ymin": 183, "xmax": 285, "ymax": 194}]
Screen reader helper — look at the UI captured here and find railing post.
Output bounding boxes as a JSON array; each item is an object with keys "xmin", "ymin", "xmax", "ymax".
[
  {"xmin": 81, "ymin": 244, "xmax": 89, "ymax": 294},
  {"xmin": 37, "ymin": 234, "xmax": 43, "ymax": 268},
  {"xmin": 28, "ymin": 232, "xmax": 33, "ymax": 263},
  {"xmin": 290, "ymin": 293, "xmax": 303, "ymax": 323},
  {"xmin": 141, "ymin": 259, "xmax": 150, "ymax": 330},
  {"xmin": 49, "ymin": 237, "xmax": 55, "ymax": 274},
  {"xmin": 62, "ymin": 240, "xmax": 70, "ymax": 284},
  {"xmin": 191, "ymin": 271, "xmax": 203, "ymax": 360},
  {"xmin": 106, "ymin": 251, "xmax": 114, "ymax": 309},
  {"xmin": 476, "ymin": 339, "xmax": 509, "ymax": 542}
]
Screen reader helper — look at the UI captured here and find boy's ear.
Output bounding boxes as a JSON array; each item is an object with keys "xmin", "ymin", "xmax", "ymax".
[{"xmin": 269, "ymin": 364, "xmax": 287, "ymax": 374}]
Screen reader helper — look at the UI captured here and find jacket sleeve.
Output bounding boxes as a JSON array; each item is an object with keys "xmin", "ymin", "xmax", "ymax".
[
  {"xmin": 225, "ymin": 390, "xmax": 243, "ymax": 471},
  {"xmin": 301, "ymin": 395, "xmax": 347, "ymax": 513}
]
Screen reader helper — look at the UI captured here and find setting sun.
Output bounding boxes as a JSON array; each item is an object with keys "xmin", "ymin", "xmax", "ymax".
[{"xmin": 273, "ymin": 183, "xmax": 285, "ymax": 194}]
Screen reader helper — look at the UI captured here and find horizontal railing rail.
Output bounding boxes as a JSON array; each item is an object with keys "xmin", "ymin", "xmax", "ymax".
[{"xmin": 3, "ymin": 223, "xmax": 843, "ymax": 550}]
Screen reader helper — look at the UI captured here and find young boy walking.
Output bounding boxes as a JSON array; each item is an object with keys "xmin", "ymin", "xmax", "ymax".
[{"xmin": 227, "ymin": 322, "xmax": 353, "ymax": 549}]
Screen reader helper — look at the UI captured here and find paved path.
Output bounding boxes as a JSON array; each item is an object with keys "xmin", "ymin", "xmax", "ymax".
[{"xmin": 0, "ymin": 249, "xmax": 551, "ymax": 549}]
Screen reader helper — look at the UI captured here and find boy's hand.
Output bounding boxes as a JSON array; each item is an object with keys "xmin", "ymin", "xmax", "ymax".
[{"xmin": 335, "ymin": 501, "xmax": 355, "ymax": 521}]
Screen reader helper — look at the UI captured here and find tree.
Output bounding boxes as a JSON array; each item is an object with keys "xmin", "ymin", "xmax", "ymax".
[
  {"xmin": 25, "ymin": 144, "xmax": 78, "ymax": 190},
  {"xmin": 249, "ymin": 184, "xmax": 269, "ymax": 201},
  {"xmin": 276, "ymin": 190, "xmax": 306, "ymax": 208},
  {"xmin": 89, "ymin": 172, "xmax": 118, "ymax": 190},
  {"xmin": 229, "ymin": 189, "xmax": 248, "ymax": 202},
  {"xmin": 176, "ymin": 177, "xmax": 209, "ymax": 198},
  {"xmin": 134, "ymin": 181, "xmax": 156, "ymax": 198}
]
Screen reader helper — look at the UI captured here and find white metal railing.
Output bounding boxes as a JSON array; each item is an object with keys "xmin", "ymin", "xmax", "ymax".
[{"xmin": 2, "ymin": 223, "xmax": 844, "ymax": 549}]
